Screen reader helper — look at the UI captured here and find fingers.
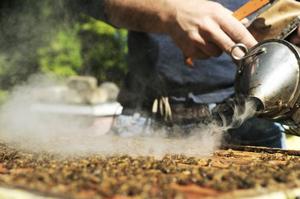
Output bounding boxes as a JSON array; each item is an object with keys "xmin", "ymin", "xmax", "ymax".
[
  {"xmin": 171, "ymin": 1, "xmax": 258, "ymax": 61},
  {"xmin": 178, "ymin": 35, "xmax": 210, "ymax": 60},
  {"xmin": 217, "ymin": 13, "xmax": 257, "ymax": 49},
  {"xmin": 185, "ymin": 21, "xmax": 254, "ymax": 60},
  {"xmin": 181, "ymin": 30, "xmax": 221, "ymax": 62},
  {"xmin": 189, "ymin": 31, "xmax": 223, "ymax": 57},
  {"xmin": 186, "ymin": 11, "xmax": 256, "ymax": 59},
  {"xmin": 241, "ymin": 18, "xmax": 250, "ymax": 26},
  {"xmin": 184, "ymin": 47, "xmax": 210, "ymax": 60},
  {"xmin": 200, "ymin": 22, "xmax": 235, "ymax": 54}
]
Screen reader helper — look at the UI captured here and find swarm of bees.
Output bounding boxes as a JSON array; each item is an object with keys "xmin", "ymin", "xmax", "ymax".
[{"xmin": 0, "ymin": 143, "xmax": 299, "ymax": 198}]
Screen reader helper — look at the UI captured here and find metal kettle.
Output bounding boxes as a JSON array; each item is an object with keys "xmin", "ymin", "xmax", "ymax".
[{"xmin": 233, "ymin": 39, "xmax": 300, "ymax": 135}]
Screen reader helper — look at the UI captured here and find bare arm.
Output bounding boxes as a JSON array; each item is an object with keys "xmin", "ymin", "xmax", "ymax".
[
  {"xmin": 104, "ymin": 0, "xmax": 257, "ymax": 59},
  {"xmin": 105, "ymin": 0, "xmax": 173, "ymax": 34}
]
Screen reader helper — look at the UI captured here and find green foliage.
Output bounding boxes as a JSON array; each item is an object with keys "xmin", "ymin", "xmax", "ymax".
[
  {"xmin": 79, "ymin": 17, "xmax": 128, "ymax": 85},
  {"xmin": 81, "ymin": 17, "xmax": 118, "ymax": 35},
  {"xmin": 37, "ymin": 17, "xmax": 128, "ymax": 84},
  {"xmin": 0, "ymin": 0, "xmax": 70, "ymax": 89},
  {"xmin": 0, "ymin": 89, "xmax": 8, "ymax": 105},
  {"xmin": 0, "ymin": 1, "xmax": 128, "ymax": 91},
  {"xmin": 38, "ymin": 28, "xmax": 83, "ymax": 77}
]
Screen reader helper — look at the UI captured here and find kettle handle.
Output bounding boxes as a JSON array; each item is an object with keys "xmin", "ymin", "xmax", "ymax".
[
  {"xmin": 230, "ymin": 43, "xmax": 249, "ymax": 62},
  {"xmin": 230, "ymin": 43, "xmax": 267, "ymax": 62}
]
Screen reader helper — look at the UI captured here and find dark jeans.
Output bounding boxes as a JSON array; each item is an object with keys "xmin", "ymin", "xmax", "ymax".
[{"xmin": 224, "ymin": 117, "xmax": 285, "ymax": 148}]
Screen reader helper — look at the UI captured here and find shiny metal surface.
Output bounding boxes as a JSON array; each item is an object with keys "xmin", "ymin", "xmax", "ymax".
[{"xmin": 235, "ymin": 39, "xmax": 300, "ymax": 120}]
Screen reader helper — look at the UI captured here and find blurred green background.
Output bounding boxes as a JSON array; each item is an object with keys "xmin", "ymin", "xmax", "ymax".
[{"xmin": 0, "ymin": 0, "xmax": 128, "ymax": 103}]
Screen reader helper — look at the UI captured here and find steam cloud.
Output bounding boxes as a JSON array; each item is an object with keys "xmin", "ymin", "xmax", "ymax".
[{"xmin": 0, "ymin": 75, "xmax": 257, "ymax": 158}]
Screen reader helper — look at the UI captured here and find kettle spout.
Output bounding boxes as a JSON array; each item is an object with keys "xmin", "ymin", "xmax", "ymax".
[{"xmin": 247, "ymin": 97, "xmax": 264, "ymax": 112}]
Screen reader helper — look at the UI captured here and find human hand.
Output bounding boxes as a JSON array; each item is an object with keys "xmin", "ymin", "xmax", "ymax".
[
  {"xmin": 166, "ymin": 0, "xmax": 257, "ymax": 60},
  {"xmin": 289, "ymin": 26, "xmax": 300, "ymax": 46}
]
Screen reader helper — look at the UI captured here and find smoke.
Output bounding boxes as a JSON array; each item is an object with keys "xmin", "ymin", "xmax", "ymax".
[{"xmin": 0, "ymin": 75, "xmax": 257, "ymax": 158}]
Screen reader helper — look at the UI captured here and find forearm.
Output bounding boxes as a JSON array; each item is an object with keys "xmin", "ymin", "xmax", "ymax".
[{"xmin": 104, "ymin": 0, "xmax": 174, "ymax": 33}]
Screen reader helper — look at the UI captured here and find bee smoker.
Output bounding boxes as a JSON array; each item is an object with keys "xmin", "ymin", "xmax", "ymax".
[
  {"xmin": 233, "ymin": 36, "xmax": 300, "ymax": 136},
  {"xmin": 226, "ymin": 0, "xmax": 300, "ymax": 136}
]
